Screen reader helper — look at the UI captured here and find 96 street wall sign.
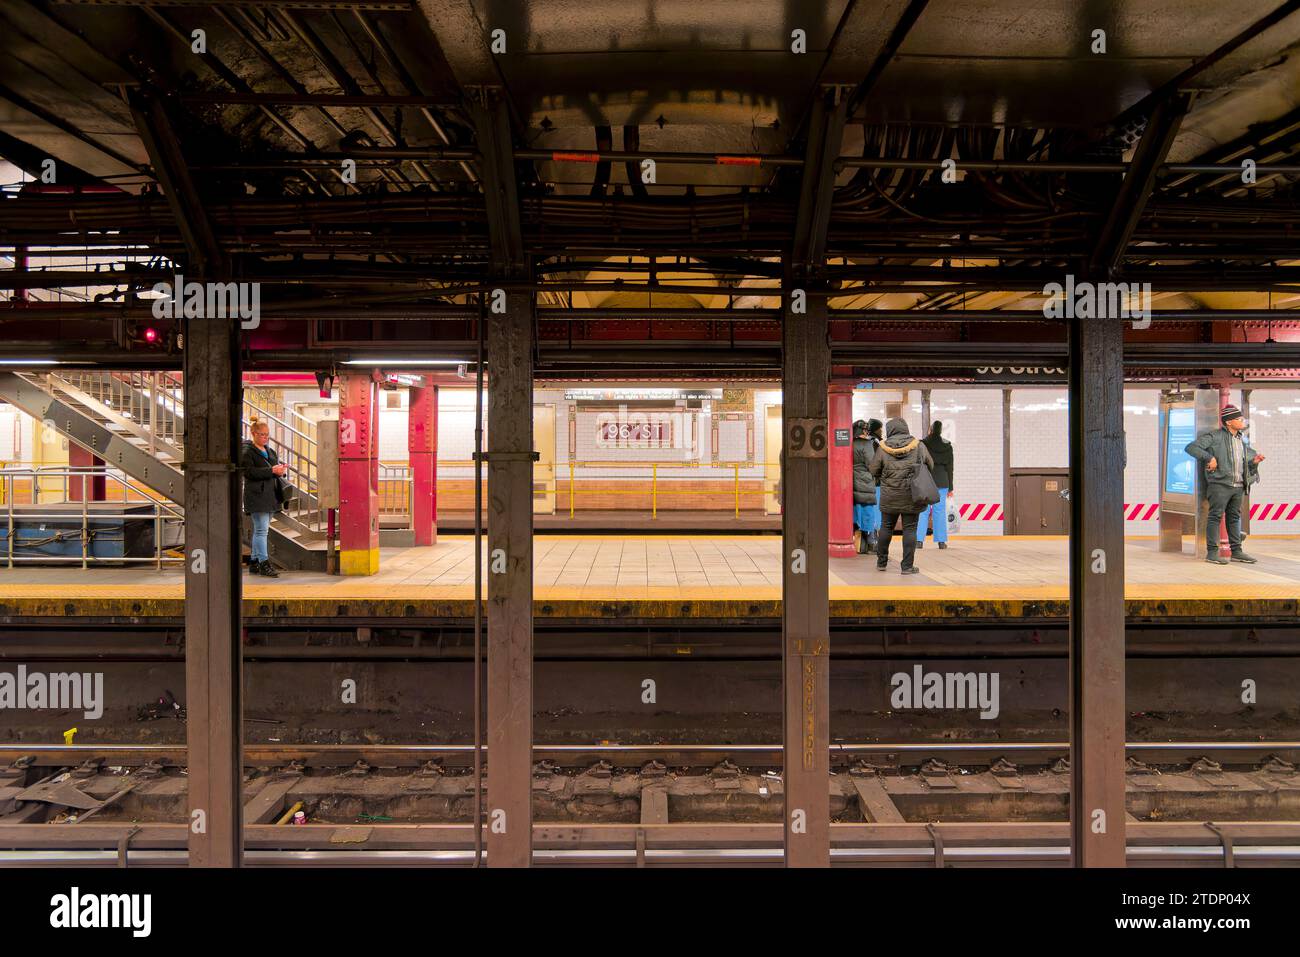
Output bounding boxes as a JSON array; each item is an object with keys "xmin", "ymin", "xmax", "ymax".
[
  {"xmin": 786, "ymin": 418, "xmax": 827, "ymax": 458},
  {"xmin": 974, "ymin": 365, "xmax": 1067, "ymax": 382}
]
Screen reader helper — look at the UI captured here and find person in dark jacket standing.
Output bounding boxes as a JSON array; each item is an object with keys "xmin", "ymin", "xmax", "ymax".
[
  {"xmin": 852, "ymin": 419, "xmax": 881, "ymax": 553},
  {"xmin": 1184, "ymin": 405, "xmax": 1264, "ymax": 564},
  {"xmin": 869, "ymin": 417, "xmax": 934, "ymax": 574},
  {"xmin": 240, "ymin": 418, "xmax": 287, "ymax": 577},
  {"xmin": 917, "ymin": 420, "xmax": 954, "ymax": 550}
]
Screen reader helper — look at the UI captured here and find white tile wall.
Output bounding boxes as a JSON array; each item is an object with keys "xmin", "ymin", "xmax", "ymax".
[
  {"xmin": 931, "ymin": 388, "xmax": 1004, "ymax": 534},
  {"xmin": 1010, "ymin": 388, "xmax": 1069, "ymax": 469},
  {"xmin": 1123, "ymin": 388, "xmax": 1160, "ymax": 533},
  {"xmin": 716, "ymin": 416, "xmax": 750, "ymax": 463},
  {"xmin": 1246, "ymin": 387, "xmax": 1300, "ymax": 532},
  {"xmin": 0, "ymin": 406, "xmax": 21, "ymax": 460}
]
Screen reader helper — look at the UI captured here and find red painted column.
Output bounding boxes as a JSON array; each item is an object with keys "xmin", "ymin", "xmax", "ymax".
[
  {"xmin": 67, "ymin": 444, "xmax": 106, "ymax": 501},
  {"xmin": 371, "ymin": 378, "xmax": 381, "ymax": 492},
  {"xmin": 339, "ymin": 375, "xmax": 379, "ymax": 575},
  {"xmin": 409, "ymin": 381, "xmax": 438, "ymax": 546},
  {"xmin": 828, "ymin": 381, "xmax": 855, "ymax": 557}
]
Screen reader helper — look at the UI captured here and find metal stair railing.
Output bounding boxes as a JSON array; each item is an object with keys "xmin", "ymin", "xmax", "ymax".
[
  {"xmin": 36, "ymin": 370, "xmax": 326, "ymax": 532},
  {"xmin": 2, "ymin": 464, "xmax": 185, "ymax": 569},
  {"xmin": 42, "ymin": 370, "xmax": 185, "ymax": 462}
]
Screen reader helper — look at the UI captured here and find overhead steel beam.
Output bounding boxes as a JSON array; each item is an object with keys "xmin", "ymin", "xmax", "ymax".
[
  {"xmin": 845, "ymin": 0, "xmax": 930, "ymax": 119},
  {"xmin": 1110, "ymin": 0, "xmax": 1300, "ymax": 134},
  {"xmin": 791, "ymin": 91, "xmax": 848, "ymax": 270},
  {"xmin": 471, "ymin": 94, "xmax": 526, "ymax": 276},
  {"xmin": 178, "ymin": 92, "xmax": 455, "ymax": 108},
  {"xmin": 1090, "ymin": 94, "xmax": 1191, "ymax": 279},
  {"xmin": 53, "ymin": 0, "xmax": 413, "ymax": 8},
  {"xmin": 126, "ymin": 89, "xmax": 224, "ymax": 277}
]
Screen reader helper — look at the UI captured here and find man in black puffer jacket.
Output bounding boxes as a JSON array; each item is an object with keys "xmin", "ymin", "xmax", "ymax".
[{"xmin": 868, "ymin": 417, "xmax": 934, "ymax": 574}]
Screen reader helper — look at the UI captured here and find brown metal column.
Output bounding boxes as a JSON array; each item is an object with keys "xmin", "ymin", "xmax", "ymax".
[
  {"xmin": 781, "ymin": 273, "xmax": 831, "ymax": 867},
  {"xmin": 1068, "ymin": 315, "xmax": 1127, "ymax": 867},
  {"xmin": 183, "ymin": 314, "xmax": 243, "ymax": 867},
  {"xmin": 486, "ymin": 289, "xmax": 535, "ymax": 867}
]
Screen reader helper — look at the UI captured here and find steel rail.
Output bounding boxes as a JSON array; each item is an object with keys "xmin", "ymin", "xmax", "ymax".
[{"xmin": 2, "ymin": 741, "xmax": 1297, "ymax": 769}]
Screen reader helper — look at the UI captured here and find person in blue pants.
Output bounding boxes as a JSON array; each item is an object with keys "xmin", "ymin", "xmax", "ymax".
[{"xmin": 917, "ymin": 420, "xmax": 954, "ymax": 550}]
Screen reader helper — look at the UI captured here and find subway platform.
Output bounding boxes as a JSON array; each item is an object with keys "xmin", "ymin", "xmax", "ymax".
[{"xmin": 1, "ymin": 534, "xmax": 1294, "ymax": 625}]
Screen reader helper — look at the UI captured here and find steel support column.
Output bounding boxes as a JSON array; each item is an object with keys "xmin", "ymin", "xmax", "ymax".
[
  {"xmin": 409, "ymin": 382, "xmax": 439, "ymax": 546},
  {"xmin": 486, "ymin": 290, "xmax": 535, "ymax": 867},
  {"xmin": 183, "ymin": 314, "xmax": 242, "ymax": 867},
  {"xmin": 1068, "ymin": 315, "xmax": 1127, "ymax": 867},
  {"xmin": 780, "ymin": 86, "xmax": 846, "ymax": 868},
  {"xmin": 472, "ymin": 88, "xmax": 535, "ymax": 868},
  {"xmin": 338, "ymin": 375, "xmax": 379, "ymax": 575},
  {"xmin": 827, "ymin": 381, "xmax": 855, "ymax": 558},
  {"xmin": 781, "ymin": 275, "xmax": 831, "ymax": 867}
]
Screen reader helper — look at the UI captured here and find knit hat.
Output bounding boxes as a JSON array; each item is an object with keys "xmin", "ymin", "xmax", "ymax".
[{"xmin": 1220, "ymin": 405, "xmax": 1243, "ymax": 425}]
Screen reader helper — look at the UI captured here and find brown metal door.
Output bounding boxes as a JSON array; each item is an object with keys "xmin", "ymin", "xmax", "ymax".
[
  {"xmin": 1040, "ymin": 474, "xmax": 1070, "ymax": 534},
  {"xmin": 1012, "ymin": 473, "xmax": 1071, "ymax": 535},
  {"xmin": 1012, "ymin": 474, "xmax": 1040, "ymax": 534}
]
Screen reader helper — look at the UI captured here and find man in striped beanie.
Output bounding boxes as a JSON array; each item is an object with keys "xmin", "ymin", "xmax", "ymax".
[{"xmin": 1184, "ymin": 405, "xmax": 1265, "ymax": 564}]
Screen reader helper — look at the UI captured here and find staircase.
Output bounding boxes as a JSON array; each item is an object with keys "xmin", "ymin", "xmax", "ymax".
[{"xmin": 0, "ymin": 370, "xmax": 328, "ymax": 571}]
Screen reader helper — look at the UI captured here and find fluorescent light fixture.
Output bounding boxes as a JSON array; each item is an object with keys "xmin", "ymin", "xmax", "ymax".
[
  {"xmin": 0, "ymin": 359, "xmax": 62, "ymax": 365},
  {"xmin": 341, "ymin": 359, "xmax": 466, "ymax": 366}
]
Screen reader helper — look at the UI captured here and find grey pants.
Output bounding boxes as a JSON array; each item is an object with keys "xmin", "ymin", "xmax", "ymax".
[{"xmin": 1205, "ymin": 484, "xmax": 1244, "ymax": 553}]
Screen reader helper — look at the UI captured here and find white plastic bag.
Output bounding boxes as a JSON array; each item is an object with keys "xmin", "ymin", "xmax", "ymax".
[{"xmin": 946, "ymin": 495, "xmax": 962, "ymax": 534}]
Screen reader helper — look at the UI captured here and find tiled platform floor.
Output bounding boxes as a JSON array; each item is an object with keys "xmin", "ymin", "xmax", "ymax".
[{"xmin": 2, "ymin": 535, "xmax": 1296, "ymax": 603}]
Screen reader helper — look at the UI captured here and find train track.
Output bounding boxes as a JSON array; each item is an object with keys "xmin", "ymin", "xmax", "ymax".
[{"xmin": 4, "ymin": 740, "xmax": 1298, "ymax": 769}]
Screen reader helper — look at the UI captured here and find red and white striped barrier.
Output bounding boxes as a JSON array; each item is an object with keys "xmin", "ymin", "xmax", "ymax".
[
  {"xmin": 1124, "ymin": 502, "xmax": 1160, "ymax": 521},
  {"xmin": 1123, "ymin": 502, "xmax": 1298, "ymax": 522},
  {"xmin": 957, "ymin": 503, "xmax": 1004, "ymax": 521},
  {"xmin": 955, "ymin": 501, "xmax": 1297, "ymax": 524},
  {"xmin": 1250, "ymin": 502, "xmax": 1300, "ymax": 522}
]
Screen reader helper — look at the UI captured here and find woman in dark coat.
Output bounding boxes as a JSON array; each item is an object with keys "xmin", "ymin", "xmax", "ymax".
[
  {"xmin": 868, "ymin": 417, "xmax": 934, "ymax": 574},
  {"xmin": 852, "ymin": 419, "xmax": 882, "ymax": 553},
  {"xmin": 917, "ymin": 420, "xmax": 954, "ymax": 549},
  {"xmin": 240, "ymin": 419, "xmax": 287, "ymax": 577}
]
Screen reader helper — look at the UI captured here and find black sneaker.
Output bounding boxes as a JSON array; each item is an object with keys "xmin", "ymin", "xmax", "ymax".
[
  {"xmin": 937, "ymin": 542, "xmax": 947, "ymax": 550},
  {"xmin": 901, "ymin": 567, "xmax": 920, "ymax": 575},
  {"xmin": 876, "ymin": 562, "xmax": 888, "ymax": 571},
  {"xmin": 1231, "ymin": 551, "xmax": 1258, "ymax": 564},
  {"xmin": 247, "ymin": 560, "xmax": 262, "ymax": 575},
  {"xmin": 258, "ymin": 560, "xmax": 280, "ymax": 578},
  {"xmin": 915, "ymin": 542, "xmax": 924, "ymax": 550},
  {"xmin": 1205, "ymin": 553, "xmax": 1229, "ymax": 565}
]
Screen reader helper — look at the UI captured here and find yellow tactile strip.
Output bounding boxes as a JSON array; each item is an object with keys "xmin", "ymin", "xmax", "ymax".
[{"xmin": 0, "ymin": 582, "xmax": 1293, "ymax": 620}]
